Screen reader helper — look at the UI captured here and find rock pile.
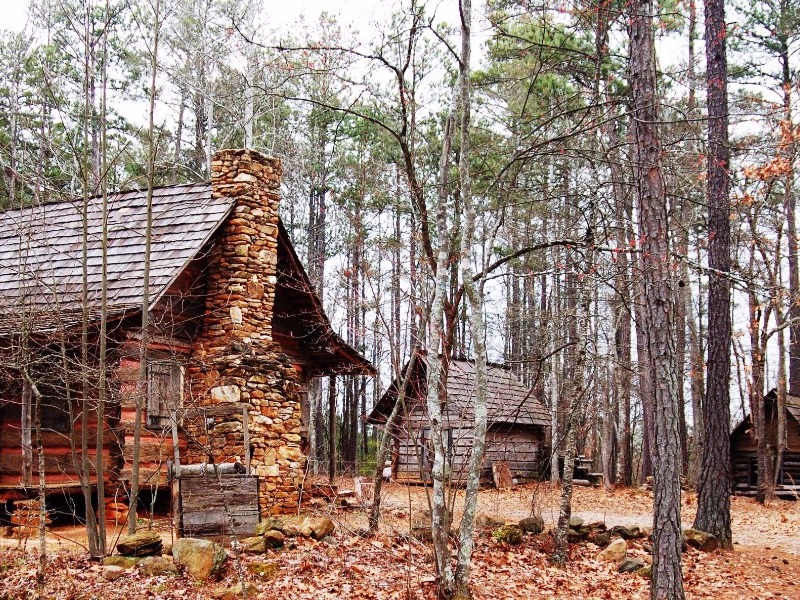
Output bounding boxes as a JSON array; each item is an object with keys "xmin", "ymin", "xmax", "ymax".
[
  {"xmin": 8, "ymin": 499, "xmax": 50, "ymax": 538},
  {"xmin": 255, "ymin": 515, "xmax": 335, "ymax": 541}
]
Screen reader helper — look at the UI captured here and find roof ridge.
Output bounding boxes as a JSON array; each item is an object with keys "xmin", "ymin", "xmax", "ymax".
[{"xmin": 0, "ymin": 181, "xmax": 210, "ymax": 219}]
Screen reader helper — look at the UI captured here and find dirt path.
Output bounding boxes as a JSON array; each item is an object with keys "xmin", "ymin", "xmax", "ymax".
[{"xmin": 371, "ymin": 482, "xmax": 800, "ymax": 554}]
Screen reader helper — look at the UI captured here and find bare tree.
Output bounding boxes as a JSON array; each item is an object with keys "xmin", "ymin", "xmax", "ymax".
[{"xmin": 130, "ymin": 0, "xmax": 161, "ymax": 535}]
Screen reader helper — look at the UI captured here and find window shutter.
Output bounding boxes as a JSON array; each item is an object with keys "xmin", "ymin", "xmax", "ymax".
[{"xmin": 147, "ymin": 362, "xmax": 183, "ymax": 428}]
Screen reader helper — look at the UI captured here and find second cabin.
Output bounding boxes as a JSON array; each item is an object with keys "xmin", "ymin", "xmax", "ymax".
[
  {"xmin": 730, "ymin": 389, "xmax": 800, "ymax": 497},
  {"xmin": 367, "ymin": 351, "xmax": 550, "ymax": 485}
]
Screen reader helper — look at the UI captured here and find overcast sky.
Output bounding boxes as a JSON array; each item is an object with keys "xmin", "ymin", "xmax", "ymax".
[{"xmin": 1, "ymin": 0, "xmax": 467, "ymax": 36}]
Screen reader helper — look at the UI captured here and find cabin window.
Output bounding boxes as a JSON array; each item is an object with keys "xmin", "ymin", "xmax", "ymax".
[
  {"xmin": 38, "ymin": 381, "xmax": 70, "ymax": 433},
  {"xmin": 147, "ymin": 361, "xmax": 183, "ymax": 429}
]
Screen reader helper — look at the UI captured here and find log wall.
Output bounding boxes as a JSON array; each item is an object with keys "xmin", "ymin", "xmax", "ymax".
[
  {"xmin": 115, "ymin": 340, "xmax": 190, "ymax": 490},
  {"xmin": 391, "ymin": 400, "xmax": 545, "ymax": 485},
  {"xmin": 731, "ymin": 408, "xmax": 800, "ymax": 492},
  {"xmin": 0, "ymin": 400, "xmax": 117, "ymax": 498}
]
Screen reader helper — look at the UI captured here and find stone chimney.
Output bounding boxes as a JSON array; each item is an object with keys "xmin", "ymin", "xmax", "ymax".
[
  {"xmin": 188, "ymin": 149, "xmax": 305, "ymax": 515},
  {"xmin": 204, "ymin": 148, "xmax": 281, "ymax": 352}
]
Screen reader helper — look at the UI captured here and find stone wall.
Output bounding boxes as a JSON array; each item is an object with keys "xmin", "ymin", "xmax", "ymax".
[{"xmin": 186, "ymin": 149, "xmax": 306, "ymax": 515}]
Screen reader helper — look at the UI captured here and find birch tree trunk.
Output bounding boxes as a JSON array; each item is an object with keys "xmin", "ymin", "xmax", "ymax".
[
  {"xmin": 452, "ymin": 2, "xmax": 490, "ymax": 595},
  {"xmin": 425, "ymin": 85, "xmax": 459, "ymax": 600}
]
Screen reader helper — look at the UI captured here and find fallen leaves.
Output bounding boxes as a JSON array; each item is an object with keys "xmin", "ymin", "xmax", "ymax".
[{"xmin": 1, "ymin": 484, "xmax": 799, "ymax": 599}]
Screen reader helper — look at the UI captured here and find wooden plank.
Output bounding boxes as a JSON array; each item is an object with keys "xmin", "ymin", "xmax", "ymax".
[
  {"xmin": 179, "ymin": 474, "xmax": 258, "ymax": 537},
  {"xmin": 176, "ymin": 463, "xmax": 245, "ymax": 477}
]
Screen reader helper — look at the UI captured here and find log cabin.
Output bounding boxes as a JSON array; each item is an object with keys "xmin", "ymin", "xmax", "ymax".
[
  {"xmin": 0, "ymin": 149, "xmax": 374, "ymax": 517},
  {"xmin": 367, "ymin": 351, "xmax": 550, "ymax": 485},
  {"xmin": 731, "ymin": 389, "xmax": 800, "ymax": 497}
]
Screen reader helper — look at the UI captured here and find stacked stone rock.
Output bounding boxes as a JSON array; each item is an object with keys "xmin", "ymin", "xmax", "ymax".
[
  {"xmin": 9, "ymin": 499, "xmax": 50, "ymax": 537},
  {"xmin": 187, "ymin": 149, "xmax": 305, "ymax": 515}
]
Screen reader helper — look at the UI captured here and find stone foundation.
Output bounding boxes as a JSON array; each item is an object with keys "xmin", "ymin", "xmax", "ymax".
[{"xmin": 187, "ymin": 149, "xmax": 305, "ymax": 514}]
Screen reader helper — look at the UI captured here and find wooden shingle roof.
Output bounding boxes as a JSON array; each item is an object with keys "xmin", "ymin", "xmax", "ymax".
[
  {"xmin": 0, "ymin": 183, "xmax": 233, "ymax": 331},
  {"xmin": 446, "ymin": 358, "xmax": 550, "ymax": 426},
  {"xmin": 731, "ymin": 389, "xmax": 800, "ymax": 437},
  {"xmin": 368, "ymin": 352, "xmax": 550, "ymax": 427},
  {"xmin": 0, "ymin": 181, "xmax": 375, "ymax": 375}
]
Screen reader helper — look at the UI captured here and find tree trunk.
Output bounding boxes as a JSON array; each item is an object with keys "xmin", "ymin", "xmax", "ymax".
[
  {"xmin": 552, "ymin": 248, "xmax": 595, "ymax": 561},
  {"xmin": 452, "ymin": 2, "xmax": 489, "ymax": 593},
  {"xmin": 630, "ymin": 0, "xmax": 685, "ymax": 596},
  {"xmin": 602, "ymin": 374, "xmax": 616, "ymax": 490},
  {"xmin": 369, "ymin": 355, "xmax": 418, "ymax": 532},
  {"xmin": 23, "ymin": 376, "xmax": 47, "ymax": 593},
  {"xmin": 748, "ymin": 293, "xmax": 773, "ymax": 503},
  {"xmin": 552, "ymin": 408, "xmax": 578, "ymax": 564},
  {"xmin": 425, "ymin": 80, "xmax": 459, "ymax": 599},
  {"xmin": 635, "ymin": 289, "xmax": 654, "ymax": 482},
  {"xmin": 689, "ymin": 250, "xmax": 707, "ymax": 487},
  {"xmin": 549, "ymin": 349, "xmax": 561, "ymax": 486},
  {"xmin": 173, "ymin": 80, "xmax": 187, "ymax": 182},
  {"xmin": 79, "ymin": 3, "xmax": 102, "ymax": 553},
  {"xmin": 328, "ymin": 376, "xmax": 337, "ymax": 484},
  {"xmin": 94, "ymin": 2, "xmax": 111, "ymax": 551},
  {"xmin": 782, "ymin": 47, "xmax": 800, "ymax": 396},
  {"xmin": 693, "ymin": 0, "xmax": 732, "ymax": 549},
  {"xmin": 131, "ymin": 0, "xmax": 161, "ymax": 535},
  {"xmin": 21, "ymin": 380, "xmax": 32, "ymax": 487},
  {"xmin": 553, "ymin": 168, "xmax": 596, "ymax": 562},
  {"xmin": 607, "ymin": 111, "xmax": 633, "ymax": 486},
  {"xmin": 775, "ymin": 326, "xmax": 787, "ymax": 487}
]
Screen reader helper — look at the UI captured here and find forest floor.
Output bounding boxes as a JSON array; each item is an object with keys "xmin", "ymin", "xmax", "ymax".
[{"xmin": 1, "ymin": 481, "xmax": 799, "ymax": 599}]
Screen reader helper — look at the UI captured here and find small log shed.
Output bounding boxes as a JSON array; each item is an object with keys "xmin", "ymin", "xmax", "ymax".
[
  {"xmin": 367, "ymin": 351, "xmax": 550, "ymax": 485},
  {"xmin": 731, "ymin": 389, "xmax": 800, "ymax": 496}
]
